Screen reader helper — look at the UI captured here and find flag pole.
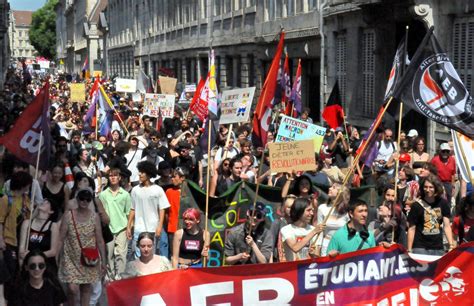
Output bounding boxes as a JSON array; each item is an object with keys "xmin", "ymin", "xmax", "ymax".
[
  {"xmin": 391, "ymin": 102, "xmax": 403, "ymax": 243},
  {"xmin": 222, "ymin": 124, "xmax": 233, "ymax": 160},
  {"xmin": 247, "ymin": 144, "xmax": 268, "ymax": 237},
  {"xmin": 203, "ymin": 119, "xmax": 212, "ymax": 267},
  {"xmin": 314, "ymin": 96, "xmax": 394, "ymax": 249},
  {"xmin": 95, "ymin": 95, "xmax": 99, "ymax": 138},
  {"xmin": 25, "ymin": 130, "xmax": 43, "ymax": 252}
]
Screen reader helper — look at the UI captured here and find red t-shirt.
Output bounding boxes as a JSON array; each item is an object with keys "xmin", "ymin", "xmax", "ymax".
[
  {"xmin": 431, "ymin": 155, "xmax": 456, "ymax": 182},
  {"xmin": 166, "ymin": 187, "xmax": 181, "ymax": 233},
  {"xmin": 452, "ymin": 215, "xmax": 474, "ymax": 242}
]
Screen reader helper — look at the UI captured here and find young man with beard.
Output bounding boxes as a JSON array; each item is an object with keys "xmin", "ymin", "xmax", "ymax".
[{"xmin": 127, "ymin": 161, "xmax": 170, "ymax": 258}]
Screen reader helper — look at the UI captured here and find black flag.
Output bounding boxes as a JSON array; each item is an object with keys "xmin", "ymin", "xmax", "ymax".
[{"xmin": 392, "ymin": 27, "xmax": 474, "ymax": 138}]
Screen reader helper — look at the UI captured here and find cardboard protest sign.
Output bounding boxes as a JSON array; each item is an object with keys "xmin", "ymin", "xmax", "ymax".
[
  {"xmin": 268, "ymin": 139, "xmax": 316, "ymax": 173},
  {"xmin": 159, "ymin": 76, "xmax": 178, "ymax": 94},
  {"xmin": 276, "ymin": 115, "xmax": 326, "ymax": 152},
  {"xmin": 219, "ymin": 87, "xmax": 256, "ymax": 125},
  {"xmin": 115, "ymin": 78, "xmax": 137, "ymax": 93},
  {"xmin": 69, "ymin": 83, "xmax": 86, "ymax": 103},
  {"xmin": 143, "ymin": 93, "xmax": 175, "ymax": 118}
]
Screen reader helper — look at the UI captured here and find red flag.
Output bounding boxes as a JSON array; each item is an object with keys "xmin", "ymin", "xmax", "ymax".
[
  {"xmin": 155, "ymin": 108, "xmax": 163, "ymax": 131},
  {"xmin": 0, "ymin": 82, "xmax": 51, "ymax": 170},
  {"xmin": 189, "ymin": 76, "xmax": 208, "ymax": 121},
  {"xmin": 322, "ymin": 81, "xmax": 344, "ymax": 129},
  {"xmin": 89, "ymin": 78, "xmax": 100, "ymax": 98},
  {"xmin": 252, "ymin": 32, "xmax": 285, "ymax": 147}
]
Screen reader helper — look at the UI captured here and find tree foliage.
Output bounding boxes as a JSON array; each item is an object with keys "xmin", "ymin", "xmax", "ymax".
[{"xmin": 29, "ymin": 0, "xmax": 58, "ymax": 60}]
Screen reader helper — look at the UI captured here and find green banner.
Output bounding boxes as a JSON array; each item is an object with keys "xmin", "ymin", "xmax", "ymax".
[{"xmin": 179, "ymin": 180, "xmax": 379, "ymax": 267}]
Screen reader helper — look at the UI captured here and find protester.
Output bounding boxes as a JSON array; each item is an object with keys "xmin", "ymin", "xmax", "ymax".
[
  {"xmin": 431, "ymin": 142, "xmax": 456, "ymax": 203},
  {"xmin": 42, "ymin": 163, "xmax": 70, "ymax": 222},
  {"xmin": 127, "ymin": 161, "xmax": 170, "ymax": 258},
  {"xmin": 407, "ymin": 175, "xmax": 455, "ymax": 255},
  {"xmin": 452, "ymin": 193, "xmax": 474, "ymax": 244},
  {"xmin": 98, "ymin": 168, "xmax": 131, "ymax": 281},
  {"xmin": 280, "ymin": 198, "xmax": 325, "ymax": 261},
  {"xmin": 225, "ymin": 202, "xmax": 273, "ymax": 265},
  {"xmin": 327, "ymin": 199, "xmax": 376, "ymax": 256},
  {"xmin": 18, "ymin": 199, "xmax": 60, "ymax": 271},
  {"xmin": 121, "ymin": 232, "xmax": 172, "ymax": 278},
  {"xmin": 10, "ymin": 250, "xmax": 66, "ymax": 306},
  {"xmin": 270, "ymin": 195, "xmax": 296, "ymax": 262},
  {"xmin": 316, "ymin": 183, "xmax": 350, "ymax": 256},
  {"xmin": 410, "ymin": 136, "xmax": 430, "ymax": 175},
  {"xmin": 58, "ymin": 187, "xmax": 106, "ymax": 306},
  {"xmin": 171, "ymin": 208, "xmax": 210, "ymax": 269}
]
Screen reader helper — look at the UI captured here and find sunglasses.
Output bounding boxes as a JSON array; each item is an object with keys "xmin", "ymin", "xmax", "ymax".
[
  {"xmin": 223, "ymin": 163, "xmax": 230, "ymax": 166},
  {"xmin": 78, "ymin": 196, "xmax": 92, "ymax": 202},
  {"xmin": 248, "ymin": 211, "xmax": 264, "ymax": 220},
  {"xmin": 441, "ymin": 150, "xmax": 450, "ymax": 153},
  {"xmin": 29, "ymin": 262, "xmax": 46, "ymax": 270}
]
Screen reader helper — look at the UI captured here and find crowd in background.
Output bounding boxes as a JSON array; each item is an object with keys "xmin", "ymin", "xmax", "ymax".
[{"xmin": 0, "ymin": 67, "xmax": 473, "ymax": 306}]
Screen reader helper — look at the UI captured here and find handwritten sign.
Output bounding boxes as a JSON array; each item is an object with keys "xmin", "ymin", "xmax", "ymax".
[
  {"xmin": 143, "ymin": 94, "xmax": 175, "ymax": 118},
  {"xmin": 268, "ymin": 139, "xmax": 316, "ymax": 173},
  {"xmin": 69, "ymin": 83, "xmax": 85, "ymax": 103},
  {"xmin": 276, "ymin": 115, "xmax": 326, "ymax": 152},
  {"xmin": 116, "ymin": 78, "xmax": 137, "ymax": 93},
  {"xmin": 219, "ymin": 87, "xmax": 256, "ymax": 125}
]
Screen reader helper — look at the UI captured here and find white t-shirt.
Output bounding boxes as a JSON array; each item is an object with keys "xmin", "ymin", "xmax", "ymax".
[
  {"xmin": 131, "ymin": 184, "xmax": 170, "ymax": 233},
  {"xmin": 280, "ymin": 224, "xmax": 317, "ymax": 261},
  {"xmin": 316, "ymin": 203, "xmax": 350, "ymax": 256},
  {"xmin": 125, "ymin": 148, "xmax": 143, "ymax": 183}
]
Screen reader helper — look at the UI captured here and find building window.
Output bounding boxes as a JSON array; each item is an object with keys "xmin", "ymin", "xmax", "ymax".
[
  {"xmin": 335, "ymin": 33, "xmax": 347, "ymax": 108},
  {"xmin": 452, "ymin": 18, "xmax": 474, "ymax": 95},
  {"xmin": 226, "ymin": 56, "xmax": 234, "ymax": 87},
  {"xmin": 361, "ymin": 29, "xmax": 376, "ymax": 117},
  {"xmin": 214, "ymin": 0, "xmax": 221, "ymax": 16}
]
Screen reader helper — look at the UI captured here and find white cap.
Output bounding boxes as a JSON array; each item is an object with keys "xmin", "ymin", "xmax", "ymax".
[
  {"xmin": 440, "ymin": 143, "xmax": 450, "ymax": 151},
  {"xmin": 407, "ymin": 129, "xmax": 418, "ymax": 137}
]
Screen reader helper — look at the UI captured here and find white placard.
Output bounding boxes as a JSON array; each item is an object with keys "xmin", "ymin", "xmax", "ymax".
[
  {"xmin": 219, "ymin": 87, "xmax": 256, "ymax": 125},
  {"xmin": 144, "ymin": 93, "xmax": 176, "ymax": 118}
]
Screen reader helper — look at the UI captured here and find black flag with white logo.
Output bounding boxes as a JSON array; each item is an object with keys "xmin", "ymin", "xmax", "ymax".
[{"xmin": 392, "ymin": 27, "xmax": 474, "ymax": 138}]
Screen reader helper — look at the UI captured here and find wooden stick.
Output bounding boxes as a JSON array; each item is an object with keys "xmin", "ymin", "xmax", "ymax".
[
  {"xmin": 203, "ymin": 119, "xmax": 212, "ymax": 267},
  {"xmin": 314, "ymin": 97, "xmax": 395, "ymax": 245},
  {"xmin": 25, "ymin": 130, "xmax": 43, "ymax": 252},
  {"xmin": 391, "ymin": 102, "xmax": 403, "ymax": 244},
  {"xmin": 247, "ymin": 149, "xmax": 267, "ymax": 236},
  {"xmin": 222, "ymin": 124, "xmax": 233, "ymax": 160}
]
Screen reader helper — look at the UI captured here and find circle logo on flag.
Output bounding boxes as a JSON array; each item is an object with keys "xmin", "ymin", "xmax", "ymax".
[{"xmin": 412, "ymin": 53, "xmax": 472, "ymax": 125}]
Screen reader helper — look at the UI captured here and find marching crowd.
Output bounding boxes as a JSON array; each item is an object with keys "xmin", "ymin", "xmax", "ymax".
[{"xmin": 0, "ymin": 68, "xmax": 473, "ymax": 306}]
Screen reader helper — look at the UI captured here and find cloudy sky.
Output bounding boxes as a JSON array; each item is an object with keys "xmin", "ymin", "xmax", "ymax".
[{"xmin": 9, "ymin": 0, "xmax": 47, "ymax": 11}]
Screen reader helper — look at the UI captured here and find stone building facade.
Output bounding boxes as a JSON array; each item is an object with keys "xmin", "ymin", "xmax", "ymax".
[
  {"xmin": 9, "ymin": 11, "xmax": 36, "ymax": 61},
  {"xmin": 0, "ymin": 0, "xmax": 9, "ymax": 89},
  {"xmin": 57, "ymin": 0, "xmax": 106, "ymax": 75},
  {"xmin": 57, "ymin": 0, "xmax": 474, "ymax": 150}
]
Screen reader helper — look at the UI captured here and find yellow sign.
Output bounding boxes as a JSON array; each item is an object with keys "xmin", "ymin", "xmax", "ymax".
[
  {"xmin": 70, "ymin": 83, "xmax": 86, "ymax": 103},
  {"xmin": 268, "ymin": 139, "xmax": 317, "ymax": 173}
]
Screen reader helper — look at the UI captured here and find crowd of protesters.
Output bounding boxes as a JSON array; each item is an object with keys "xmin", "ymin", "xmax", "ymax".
[{"xmin": 0, "ymin": 66, "xmax": 473, "ymax": 306}]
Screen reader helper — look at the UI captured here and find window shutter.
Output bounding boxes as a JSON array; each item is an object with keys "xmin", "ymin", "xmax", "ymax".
[
  {"xmin": 362, "ymin": 29, "xmax": 376, "ymax": 117},
  {"xmin": 336, "ymin": 33, "xmax": 347, "ymax": 108},
  {"xmin": 452, "ymin": 19, "xmax": 474, "ymax": 94}
]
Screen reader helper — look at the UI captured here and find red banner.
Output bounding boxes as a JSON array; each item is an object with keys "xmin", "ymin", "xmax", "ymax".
[{"xmin": 107, "ymin": 243, "xmax": 474, "ymax": 305}]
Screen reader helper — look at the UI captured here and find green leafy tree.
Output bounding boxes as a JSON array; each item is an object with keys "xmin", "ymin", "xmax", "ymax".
[{"xmin": 29, "ymin": 0, "xmax": 58, "ymax": 60}]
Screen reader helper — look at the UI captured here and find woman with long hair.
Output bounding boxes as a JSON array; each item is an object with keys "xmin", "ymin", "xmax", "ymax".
[
  {"xmin": 10, "ymin": 250, "xmax": 66, "ymax": 306},
  {"xmin": 453, "ymin": 192, "xmax": 474, "ymax": 244},
  {"xmin": 171, "ymin": 208, "xmax": 210, "ymax": 269},
  {"xmin": 407, "ymin": 175, "xmax": 455, "ymax": 255},
  {"xmin": 410, "ymin": 136, "xmax": 431, "ymax": 175},
  {"xmin": 315, "ymin": 183, "xmax": 350, "ymax": 256},
  {"xmin": 279, "ymin": 198, "xmax": 325, "ymax": 261},
  {"xmin": 122, "ymin": 232, "xmax": 172, "ymax": 278}
]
